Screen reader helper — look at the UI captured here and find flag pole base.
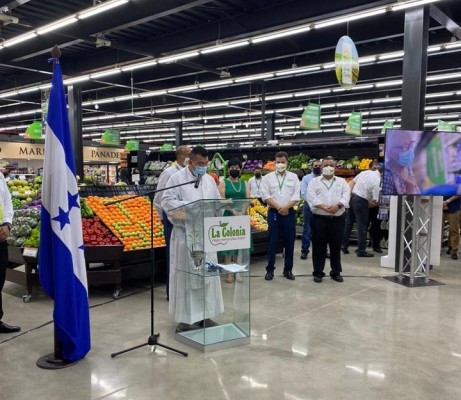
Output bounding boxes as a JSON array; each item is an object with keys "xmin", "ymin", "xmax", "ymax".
[{"xmin": 36, "ymin": 353, "xmax": 79, "ymax": 370}]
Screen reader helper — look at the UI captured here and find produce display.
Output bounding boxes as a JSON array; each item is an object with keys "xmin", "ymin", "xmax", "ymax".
[
  {"xmin": 7, "ymin": 208, "xmax": 41, "ymax": 247},
  {"xmin": 249, "ymin": 199, "xmax": 268, "ymax": 232},
  {"xmin": 7, "ymin": 177, "xmax": 42, "ymax": 209},
  {"xmin": 85, "ymin": 195, "xmax": 165, "ymax": 250},
  {"xmin": 288, "ymin": 153, "xmax": 310, "ymax": 170},
  {"xmin": 243, "ymin": 159, "xmax": 263, "ymax": 170},
  {"xmin": 80, "ymin": 198, "xmax": 94, "ymax": 218},
  {"xmin": 263, "ymin": 161, "xmax": 276, "ymax": 171},
  {"xmin": 82, "ymin": 216, "xmax": 121, "ymax": 247}
]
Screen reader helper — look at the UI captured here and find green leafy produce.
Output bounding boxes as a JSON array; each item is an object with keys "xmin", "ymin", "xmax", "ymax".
[
  {"xmin": 24, "ymin": 224, "xmax": 40, "ymax": 248},
  {"xmin": 80, "ymin": 198, "xmax": 94, "ymax": 217},
  {"xmin": 288, "ymin": 153, "xmax": 310, "ymax": 170},
  {"xmin": 11, "ymin": 198, "xmax": 22, "ymax": 210}
]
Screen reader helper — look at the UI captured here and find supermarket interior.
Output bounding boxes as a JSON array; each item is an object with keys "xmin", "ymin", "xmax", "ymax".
[{"xmin": 1, "ymin": 1, "xmax": 461, "ymax": 399}]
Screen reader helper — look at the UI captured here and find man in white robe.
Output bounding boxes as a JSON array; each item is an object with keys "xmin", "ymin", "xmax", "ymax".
[{"xmin": 162, "ymin": 146, "xmax": 224, "ymax": 332}]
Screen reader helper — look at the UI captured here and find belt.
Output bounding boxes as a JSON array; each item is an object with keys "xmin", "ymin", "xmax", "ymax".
[
  {"xmin": 352, "ymin": 193, "xmax": 367, "ymax": 201},
  {"xmin": 313, "ymin": 213, "xmax": 344, "ymax": 219},
  {"xmin": 268, "ymin": 207, "xmax": 294, "ymax": 212}
]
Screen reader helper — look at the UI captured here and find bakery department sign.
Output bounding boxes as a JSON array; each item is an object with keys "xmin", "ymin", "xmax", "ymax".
[{"xmin": 204, "ymin": 215, "xmax": 251, "ymax": 252}]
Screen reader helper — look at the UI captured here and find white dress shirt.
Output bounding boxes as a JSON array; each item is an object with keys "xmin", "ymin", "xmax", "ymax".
[
  {"xmin": 154, "ymin": 163, "xmax": 182, "ymax": 218},
  {"xmin": 260, "ymin": 170, "xmax": 300, "ymax": 205},
  {"xmin": 0, "ymin": 172, "xmax": 13, "ymax": 224},
  {"xmin": 351, "ymin": 170, "xmax": 381, "ymax": 202},
  {"xmin": 248, "ymin": 176, "xmax": 263, "ymax": 198},
  {"xmin": 307, "ymin": 175, "xmax": 350, "ymax": 216}
]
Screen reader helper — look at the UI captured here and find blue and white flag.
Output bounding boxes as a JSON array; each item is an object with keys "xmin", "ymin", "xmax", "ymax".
[{"xmin": 39, "ymin": 60, "xmax": 91, "ymax": 362}]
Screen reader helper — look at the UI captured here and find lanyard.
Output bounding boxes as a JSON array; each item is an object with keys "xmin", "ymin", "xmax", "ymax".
[
  {"xmin": 276, "ymin": 173, "xmax": 287, "ymax": 192},
  {"xmin": 321, "ymin": 177, "xmax": 334, "ymax": 190},
  {"xmin": 255, "ymin": 179, "xmax": 261, "ymax": 189}
]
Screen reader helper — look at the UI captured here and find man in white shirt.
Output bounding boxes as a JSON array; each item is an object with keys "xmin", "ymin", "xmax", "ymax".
[
  {"xmin": 307, "ymin": 157, "xmax": 350, "ymax": 283},
  {"xmin": 248, "ymin": 167, "xmax": 263, "ymax": 200},
  {"xmin": 154, "ymin": 145, "xmax": 191, "ymax": 300},
  {"xmin": 342, "ymin": 161, "xmax": 381, "ymax": 257},
  {"xmin": 0, "ymin": 172, "xmax": 20, "ymax": 333},
  {"xmin": 260, "ymin": 151, "xmax": 300, "ymax": 281}
]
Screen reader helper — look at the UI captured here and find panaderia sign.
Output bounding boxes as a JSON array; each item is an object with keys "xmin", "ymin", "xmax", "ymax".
[{"xmin": 0, "ymin": 142, "xmax": 123, "ymax": 162}]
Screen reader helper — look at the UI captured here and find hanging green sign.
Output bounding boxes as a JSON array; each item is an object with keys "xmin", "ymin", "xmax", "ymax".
[
  {"xmin": 24, "ymin": 121, "xmax": 44, "ymax": 140},
  {"xmin": 160, "ymin": 143, "xmax": 174, "ymax": 152},
  {"xmin": 300, "ymin": 102, "xmax": 321, "ymax": 130},
  {"xmin": 437, "ymin": 119, "xmax": 456, "ymax": 132},
  {"xmin": 125, "ymin": 139, "xmax": 140, "ymax": 151},
  {"xmin": 100, "ymin": 129, "xmax": 120, "ymax": 145},
  {"xmin": 345, "ymin": 112, "xmax": 362, "ymax": 135},
  {"xmin": 335, "ymin": 36, "xmax": 359, "ymax": 90},
  {"xmin": 381, "ymin": 120, "xmax": 394, "ymax": 134}
]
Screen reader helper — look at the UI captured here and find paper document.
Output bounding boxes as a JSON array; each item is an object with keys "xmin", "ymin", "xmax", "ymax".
[{"xmin": 217, "ymin": 263, "xmax": 248, "ymax": 273}]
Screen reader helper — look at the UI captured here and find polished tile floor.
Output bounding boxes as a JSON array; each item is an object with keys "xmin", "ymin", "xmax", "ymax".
[{"xmin": 2, "ymin": 243, "xmax": 461, "ymax": 400}]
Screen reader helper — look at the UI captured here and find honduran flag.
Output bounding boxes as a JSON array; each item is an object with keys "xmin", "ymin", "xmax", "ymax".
[{"xmin": 39, "ymin": 60, "xmax": 91, "ymax": 362}]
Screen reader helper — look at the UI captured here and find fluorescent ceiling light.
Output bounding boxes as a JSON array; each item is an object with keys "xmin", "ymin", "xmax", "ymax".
[
  {"xmin": 360, "ymin": 56, "xmax": 377, "ymax": 63},
  {"xmin": 3, "ymin": 32, "xmax": 37, "ymax": 47},
  {"xmin": 375, "ymin": 80, "xmax": 402, "ymax": 87},
  {"xmin": 426, "ymin": 92, "xmax": 455, "ymax": 98},
  {"xmin": 323, "ymin": 63, "xmax": 336, "ymax": 69},
  {"xmin": 372, "ymin": 97, "xmax": 402, "ymax": 103},
  {"xmin": 428, "ymin": 45, "xmax": 442, "ymax": 53},
  {"xmin": 37, "ymin": 16, "xmax": 77, "ymax": 35},
  {"xmin": 158, "ymin": 51, "xmax": 199, "ymax": 64},
  {"xmin": 234, "ymin": 73, "xmax": 274, "ymax": 82},
  {"xmin": 391, "ymin": 0, "xmax": 441, "ymax": 12},
  {"xmin": 315, "ymin": 8, "xmax": 386, "ymax": 29},
  {"xmin": 121, "ymin": 60, "xmax": 157, "ymax": 71},
  {"xmin": 167, "ymin": 85, "xmax": 199, "ymax": 93},
  {"xmin": 379, "ymin": 51, "xmax": 405, "ymax": 60},
  {"xmin": 427, "ymin": 73, "xmax": 461, "ymax": 82},
  {"xmin": 338, "ymin": 100, "xmax": 371, "ymax": 107},
  {"xmin": 78, "ymin": 0, "xmax": 128, "ymax": 19},
  {"xmin": 265, "ymin": 94, "xmax": 294, "ymax": 101},
  {"xmin": 445, "ymin": 42, "xmax": 461, "ymax": 50},
  {"xmin": 201, "ymin": 40, "xmax": 249, "ymax": 54},
  {"xmin": 275, "ymin": 66, "xmax": 321, "ymax": 76},
  {"xmin": 64, "ymin": 75, "xmax": 90, "ymax": 85},
  {"xmin": 139, "ymin": 90, "xmax": 167, "ymax": 98},
  {"xmin": 251, "ymin": 26, "xmax": 311, "ymax": 44},
  {"xmin": 199, "ymin": 79, "xmax": 234, "ymax": 89},
  {"xmin": 90, "ymin": 68, "xmax": 121, "ymax": 79}
]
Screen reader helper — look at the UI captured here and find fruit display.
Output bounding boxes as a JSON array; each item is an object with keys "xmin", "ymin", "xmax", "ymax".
[
  {"xmin": 85, "ymin": 195, "xmax": 165, "ymax": 250},
  {"xmin": 80, "ymin": 198, "xmax": 94, "ymax": 218},
  {"xmin": 24, "ymin": 224, "xmax": 40, "ymax": 248},
  {"xmin": 7, "ymin": 208, "xmax": 41, "ymax": 247},
  {"xmin": 288, "ymin": 153, "xmax": 310, "ymax": 170},
  {"xmin": 82, "ymin": 216, "xmax": 121, "ymax": 247},
  {"xmin": 263, "ymin": 161, "xmax": 276, "ymax": 171},
  {"xmin": 243, "ymin": 159, "xmax": 263, "ymax": 170},
  {"xmin": 249, "ymin": 199, "xmax": 268, "ymax": 231},
  {"xmin": 357, "ymin": 158, "xmax": 373, "ymax": 170},
  {"xmin": 7, "ymin": 177, "xmax": 42, "ymax": 208}
]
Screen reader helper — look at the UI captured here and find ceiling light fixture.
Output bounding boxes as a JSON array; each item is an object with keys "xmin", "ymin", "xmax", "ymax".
[{"xmin": 78, "ymin": 0, "xmax": 129, "ymax": 19}]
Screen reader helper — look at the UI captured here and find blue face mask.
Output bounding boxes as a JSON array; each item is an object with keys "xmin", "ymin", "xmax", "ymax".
[
  {"xmin": 193, "ymin": 166, "xmax": 207, "ymax": 177},
  {"xmin": 398, "ymin": 148, "xmax": 414, "ymax": 167}
]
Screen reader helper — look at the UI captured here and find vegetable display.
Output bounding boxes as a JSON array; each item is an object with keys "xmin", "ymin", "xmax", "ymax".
[
  {"xmin": 82, "ymin": 217, "xmax": 121, "ymax": 246},
  {"xmin": 7, "ymin": 208, "xmax": 41, "ymax": 247}
]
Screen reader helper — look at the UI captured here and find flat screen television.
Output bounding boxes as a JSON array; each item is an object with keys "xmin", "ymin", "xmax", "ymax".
[{"xmin": 383, "ymin": 129, "xmax": 461, "ymax": 196}]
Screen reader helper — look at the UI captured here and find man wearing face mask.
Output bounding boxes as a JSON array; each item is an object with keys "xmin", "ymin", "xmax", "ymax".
[
  {"xmin": 248, "ymin": 167, "xmax": 263, "ymax": 201},
  {"xmin": 300, "ymin": 159, "xmax": 322, "ymax": 259},
  {"xmin": 162, "ymin": 146, "xmax": 224, "ymax": 332},
  {"xmin": 382, "ymin": 130, "xmax": 420, "ymax": 195},
  {"xmin": 154, "ymin": 145, "xmax": 191, "ymax": 300},
  {"xmin": 260, "ymin": 151, "xmax": 300, "ymax": 281},
  {"xmin": 307, "ymin": 157, "xmax": 350, "ymax": 283}
]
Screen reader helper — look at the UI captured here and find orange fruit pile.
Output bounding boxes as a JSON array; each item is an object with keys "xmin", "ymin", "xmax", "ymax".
[{"xmin": 85, "ymin": 195, "xmax": 165, "ymax": 251}]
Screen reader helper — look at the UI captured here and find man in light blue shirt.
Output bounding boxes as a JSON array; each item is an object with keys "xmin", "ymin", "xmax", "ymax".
[{"xmin": 300, "ymin": 159, "xmax": 321, "ymax": 259}]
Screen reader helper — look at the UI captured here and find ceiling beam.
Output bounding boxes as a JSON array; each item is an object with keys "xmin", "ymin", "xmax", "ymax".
[{"xmin": 430, "ymin": 4, "xmax": 461, "ymax": 40}]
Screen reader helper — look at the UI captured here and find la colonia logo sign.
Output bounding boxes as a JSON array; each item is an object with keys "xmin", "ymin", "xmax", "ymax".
[{"xmin": 208, "ymin": 221, "xmax": 247, "ymax": 246}]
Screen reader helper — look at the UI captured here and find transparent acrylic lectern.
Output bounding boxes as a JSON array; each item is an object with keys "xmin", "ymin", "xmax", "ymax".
[{"xmin": 170, "ymin": 198, "xmax": 251, "ymax": 352}]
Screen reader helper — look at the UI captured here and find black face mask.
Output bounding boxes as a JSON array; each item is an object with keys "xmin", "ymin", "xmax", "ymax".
[
  {"xmin": 255, "ymin": 172, "xmax": 262, "ymax": 178},
  {"xmin": 229, "ymin": 170, "xmax": 240, "ymax": 178},
  {"xmin": 313, "ymin": 167, "xmax": 322, "ymax": 175}
]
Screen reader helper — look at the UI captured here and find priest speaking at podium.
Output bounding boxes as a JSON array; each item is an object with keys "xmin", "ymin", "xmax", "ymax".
[{"xmin": 162, "ymin": 146, "xmax": 224, "ymax": 333}]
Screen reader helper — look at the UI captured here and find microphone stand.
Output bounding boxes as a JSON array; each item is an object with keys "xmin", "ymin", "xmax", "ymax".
[{"xmin": 110, "ymin": 176, "xmax": 199, "ymax": 358}]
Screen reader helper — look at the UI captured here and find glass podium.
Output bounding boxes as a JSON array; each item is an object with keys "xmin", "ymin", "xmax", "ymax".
[{"xmin": 169, "ymin": 198, "xmax": 251, "ymax": 352}]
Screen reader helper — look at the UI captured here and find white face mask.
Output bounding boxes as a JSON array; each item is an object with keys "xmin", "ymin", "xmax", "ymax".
[
  {"xmin": 322, "ymin": 166, "xmax": 335, "ymax": 176},
  {"xmin": 276, "ymin": 163, "xmax": 287, "ymax": 173}
]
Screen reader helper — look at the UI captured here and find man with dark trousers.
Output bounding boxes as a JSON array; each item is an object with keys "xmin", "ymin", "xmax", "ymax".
[
  {"xmin": 307, "ymin": 157, "xmax": 350, "ymax": 283},
  {"xmin": 0, "ymin": 172, "xmax": 20, "ymax": 333},
  {"xmin": 341, "ymin": 161, "xmax": 381, "ymax": 257},
  {"xmin": 260, "ymin": 151, "xmax": 300, "ymax": 281}
]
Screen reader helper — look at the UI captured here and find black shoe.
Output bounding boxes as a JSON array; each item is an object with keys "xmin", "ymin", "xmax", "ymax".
[
  {"xmin": 0, "ymin": 322, "xmax": 20, "ymax": 333},
  {"xmin": 325, "ymin": 252, "xmax": 330, "ymax": 258},
  {"xmin": 265, "ymin": 272, "xmax": 274, "ymax": 281},
  {"xmin": 452, "ymin": 253, "xmax": 458, "ymax": 260},
  {"xmin": 313, "ymin": 276, "xmax": 322, "ymax": 283},
  {"xmin": 175, "ymin": 323, "xmax": 201, "ymax": 333},
  {"xmin": 196, "ymin": 319, "xmax": 219, "ymax": 328},
  {"xmin": 357, "ymin": 252, "xmax": 374, "ymax": 257},
  {"xmin": 341, "ymin": 248, "xmax": 349, "ymax": 254},
  {"xmin": 330, "ymin": 274, "xmax": 344, "ymax": 282},
  {"xmin": 283, "ymin": 270, "xmax": 295, "ymax": 280},
  {"xmin": 373, "ymin": 248, "xmax": 383, "ymax": 253},
  {"xmin": 300, "ymin": 252, "xmax": 308, "ymax": 260}
]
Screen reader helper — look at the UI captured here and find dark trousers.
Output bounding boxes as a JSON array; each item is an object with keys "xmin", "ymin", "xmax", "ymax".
[
  {"xmin": 301, "ymin": 202, "xmax": 312, "ymax": 253},
  {"xmin": 311, "ymin": 214, "xmax": 345, "ymax": 277},
  {"xmin": 266, "ymin": 209, "xmax": 295, "ymax": 273},
  {"xmin": 0, "ymin": 241, "xmax": 8, "ymax": 320},
  {"xmin": 342, "ymin": 194, "xmax": 369, "ymax": 253},
  {"xmin": 162, "ymin": 211, "xmax": 173, "ymax": 298},
  {"xmin": 368, "ymin": 207, "xmax": 381, "ymax": 249}
]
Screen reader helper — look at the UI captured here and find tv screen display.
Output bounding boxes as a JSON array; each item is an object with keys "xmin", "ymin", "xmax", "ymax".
[{"xmin": 383, "ymin": 129, "xmax": 461, "ymax": 196}]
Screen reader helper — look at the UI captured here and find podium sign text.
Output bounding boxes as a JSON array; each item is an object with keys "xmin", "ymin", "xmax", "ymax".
[{"xmin": 204, "ymin": 215, "xmax": 251, "ymax": 252}]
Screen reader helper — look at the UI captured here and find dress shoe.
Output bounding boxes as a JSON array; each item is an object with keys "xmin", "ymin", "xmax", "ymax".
[
  {"xmin": 283, "ymin": 270, "xmax": 295, "ymax": 280},
  {"xmin": 0, "ymin": 322, "xmax": 20, "ymax": 333},
  {"xmin": 330, "ymin": 274, "xmax": 344, "ymax": 282},
  {"xmin": 452, "ymin": 253, "xmax": 458, "ymax": 260},
  {"xmin": 300, "ymin": 251, "xmax": 308, "ymax": 260},
  {"xmin": 341, "ymin": 247, "xmax": 349, "ymax": 254},
  {"xmin": 373, "ymin": 248, "xmax": 383, "ymax": 253},
  {"xmin": 313, "ymin": 276, "xmax": 322, "ymax": 283},
  {"xmin": 357, "ymin": 252, "xmax": 374, "ymax": 257},
  {"xmin": 196, "ymin": 319, "xmax": 219, "ymax": 328},
  {"xmin": 265, "ymin": 272, "xmax": 274, "ymax": 281},
  {"xmin": 175, "ymin": 323, "xmax": 201, "ymax": 333}
]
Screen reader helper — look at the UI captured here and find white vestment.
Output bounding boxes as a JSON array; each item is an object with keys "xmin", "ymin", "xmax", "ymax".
[{"xmin": 162, "ymin": 167, "xmax": 224, "ymax": 324}]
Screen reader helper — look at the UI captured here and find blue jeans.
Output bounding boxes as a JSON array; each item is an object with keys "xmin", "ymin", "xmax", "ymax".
[
  {"xmin": 266, "ymin": 209, "xmax": 296, "ymax": 273},
  {"xmin": 162, "ymin": 211, "xmax": 173, "ymax": 298},
  {"xmin": 301, "ymin": 202, "xmax": 312, "ymax": 253}
]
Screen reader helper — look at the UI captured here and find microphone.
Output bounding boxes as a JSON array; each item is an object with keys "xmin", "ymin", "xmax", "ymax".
[{"xmin": 194, "ymin": 173, "xmax": 202, "ymax": 189}]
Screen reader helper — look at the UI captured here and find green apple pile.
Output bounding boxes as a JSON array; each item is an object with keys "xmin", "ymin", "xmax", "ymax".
[{"xmin": 7, "ymin": 177, "xmax": 41, "ymax": 206}]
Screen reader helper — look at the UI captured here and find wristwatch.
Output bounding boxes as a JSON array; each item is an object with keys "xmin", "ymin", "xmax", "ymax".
[{"xmin": 337, "ymin": 203, "xmax": 343, "ymax": 209}]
